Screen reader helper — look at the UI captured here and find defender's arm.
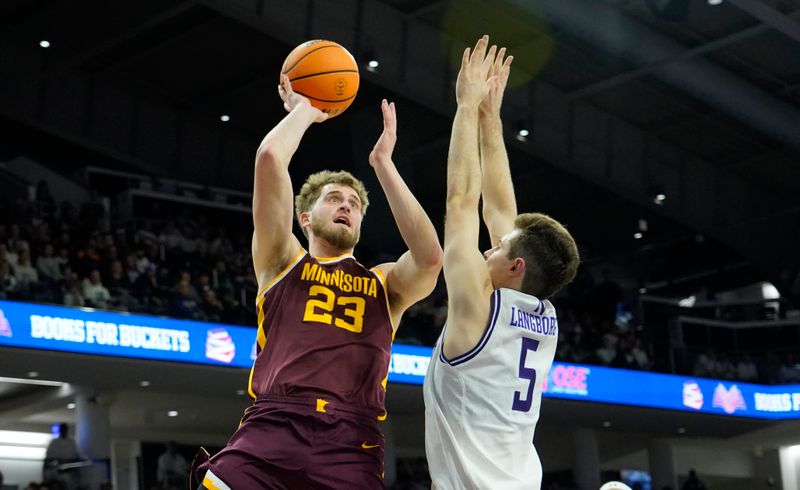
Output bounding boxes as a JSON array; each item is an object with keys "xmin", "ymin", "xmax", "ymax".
[{"xmin": 479, "ymin": 50, "xmax": 516, "ymax": 246}]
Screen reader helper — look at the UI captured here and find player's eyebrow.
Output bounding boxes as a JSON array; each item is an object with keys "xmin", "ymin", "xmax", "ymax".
[{"xmin": 325, "ymin": 189, "xmax": 361, "ymax": 206}]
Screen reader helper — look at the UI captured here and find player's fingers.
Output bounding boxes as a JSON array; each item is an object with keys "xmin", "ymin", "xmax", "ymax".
[
  {"xmin": 484, "ymin": 45, "xmax": 497, "ymax": 70},
  {"xmin": 495, "ymin": 47, "xmax": 506, "ymax": 68},
  {"xmin": 472, "ymin": 35, "xmax": 488, "ymax": 63},
  {"xmin": 380, "ymin": 99, "xmax": 390, "ymax": 122},
  {"xmin": 462, "ymin": 47, "xmax": 471, "ymax": 69},
  {"xmin": 282, "ymin": 75, "xmax": 294, "ymax": 95}
]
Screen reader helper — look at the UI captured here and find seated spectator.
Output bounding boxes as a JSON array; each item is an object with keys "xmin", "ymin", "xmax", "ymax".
[
  {"xmin": 613, "ymin": 336, "xmax": 639, "ymax": 370},
  {"xmin": 201, "ymin": 287, "xmax": 225, "ymax": 323},
  {"xmin": 779, "ymin": 354, "xmax": 800, "ymax": 384},
  {"xmin": 693, "ymin": 351, "xmax": 716, "ymax": 378},
  {"xmin": 63, "ymin": 275, "xmax": 86, "ymax": 308},
  {"xmin": 595, "ymin": 332, "xmax": 619, "ymax": 366},
  {"xmin": 75, "ymin": 240, "xmax": 101, "ymax": 278},
  {"xmin": 630, "ymin": 338, "xmax": 652, "ymax": 370},
  {"xmin": 736, "ymin": 354, "xmax": 759, "ymax": 382},
  {"xmin": 714, "ymin": 353, "xmax": 737, "ymax": 380},
  {"xmin": 83, "ymin": 269, "xmax": 111, "ymax": 308},
  {"xmin": 36, "ymin": 243, "xmax": 64, "ymax": 282},
  {"xmin": 172, "ymin": 280, "xmax": 202, "ymax": 320},
  {"xmin": 1, "ymin": 242, "xmax": 19, "ymax": 267},
  {"xmin": 14, "ymin": 250, "xmax": 39, "ymax": 293},
  {"xmin": 105, "ymin": 260, "xmax": 132, "ymax": 298},
  {"xmin": 0, "ymin": 260, "xmax": 18, "ymax": 299}
]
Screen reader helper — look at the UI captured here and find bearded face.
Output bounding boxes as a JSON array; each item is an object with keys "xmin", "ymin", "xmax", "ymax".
[
  {"xmin": 303, "ymin": 184, "xmax": 364, "ymax": 251},
  {"xmin": 310, "ymin": 214, "xmax": 360, "ymax": 250}
]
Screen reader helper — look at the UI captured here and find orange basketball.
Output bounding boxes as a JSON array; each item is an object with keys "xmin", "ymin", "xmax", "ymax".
[{"xmin": 281, "ymin": 40, "xmax": 360, "ymax": 119}]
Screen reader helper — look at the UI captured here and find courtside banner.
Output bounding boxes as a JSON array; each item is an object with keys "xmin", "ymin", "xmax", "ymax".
[
  {"xmin": 0, "ymin": 299, "xmax": 257, "ymax": 368},
  {"xmin": 541, "ymin": 362, "xmax": 800, "ymax": 420},
  {"xmin": 0, "ymin": 300, "xmax": 434, "ymax": 384},
  {"xmin": 2, "ymin": 300, "xmax": 799, "ymax": 419}
]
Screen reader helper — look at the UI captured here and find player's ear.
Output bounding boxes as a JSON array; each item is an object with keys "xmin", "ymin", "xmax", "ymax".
[
  {"xmin": 510, "ymin": 257, "xmax": 525, "ymax": 277},
  {"xmin": 299, "ymin": 211, "xmax": 311, "ymax": 228}
]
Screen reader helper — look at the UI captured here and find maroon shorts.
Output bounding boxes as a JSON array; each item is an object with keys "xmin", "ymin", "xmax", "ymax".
[{"xmin": 197, "ymin": 395, "xmax": 385, "ymax": 490}]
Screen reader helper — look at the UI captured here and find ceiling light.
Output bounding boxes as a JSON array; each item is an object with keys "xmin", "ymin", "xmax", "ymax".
[
  {"xmin": 518, "ymin": 129, "xmax": 530, "ymax": 137},
  {"xmin": 236, "ymin": 389, "xmax": 246, "ymax": 396},
  {"xmin": 368, "ymin": 60, "xmax": 379, "ymax": 69},
  {"xmin": 66, "ymin": 403, "xmax": 76, "ymax": 410},
  {"xmin": 167, "ymin": 410, "xmax": 179, "ymax": 417},
  {"xmin": 708, "ymin": 0, "xmax": 723, "ymax": 5},
  {"xmin": 27, "ymin": 371, "xmax": 39, "ymax": 378},
  {"xmin": 39, "ymin": 40, "xmax": 50, "ymax": 49},
  {"xmin": 678, "ymin": 427, "xmax": 686, "ymax": 434},
  {"xmin": 220, "ymin": 114, "xmax": 230, "ymax": 122},
  {"xmin": 140, "ymin": 380, "xmax": 150, "ymax": 387},
  {"xmin": 639, "ymin": 287, "xmax": 647, "ymax": 294},
  {"xmin": 602, "ymin": 421, "xmax": 612, "ymax": 428},
  {"xmin": 654, "ymin": 193, "xmax": 666, "ymax": 205},
  {"xmin": 633, "ymin": 232, "xmax": 643, "ymax": 239}
]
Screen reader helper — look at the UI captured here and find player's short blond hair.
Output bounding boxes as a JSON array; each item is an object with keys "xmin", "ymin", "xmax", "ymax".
[
  {"xmin": 295, "ymin": 170, "xmax": 369, "ymax": 236},
  {"xmin": 509, "ymin": 212, "xmax": 579, "ymax": 299}
]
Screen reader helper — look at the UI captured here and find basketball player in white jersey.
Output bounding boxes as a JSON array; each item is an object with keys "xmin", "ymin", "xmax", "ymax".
[{"xmin": 423, "ymin": 35, "xmax": 580, "ymax": 490}]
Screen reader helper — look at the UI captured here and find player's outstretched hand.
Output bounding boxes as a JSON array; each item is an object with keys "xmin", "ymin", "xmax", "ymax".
[
  {"xmin": 278, "ymin": 74, "xmax": 328, "ymax": 123},
  {"xmin": 479, "ymin": 47, "xmax": 513, "ymax": 119},
  {"xmin": 369, "ymin": 99, "xmax": 397, "ymax": 167},
  {"xmin": 456, "ymin": 35, "xmax": 498, "ymax": 109}
]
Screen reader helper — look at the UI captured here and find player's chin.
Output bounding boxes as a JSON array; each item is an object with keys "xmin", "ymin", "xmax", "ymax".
[{"xmin": 326, "ymin": 228, "xmax": 359, "ymax": 250}]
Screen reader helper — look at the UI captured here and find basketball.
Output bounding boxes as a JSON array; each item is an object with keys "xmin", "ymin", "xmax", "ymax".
[{"xmin": 281, "ymin": 40, "xmax": 360, "ymax": 119}]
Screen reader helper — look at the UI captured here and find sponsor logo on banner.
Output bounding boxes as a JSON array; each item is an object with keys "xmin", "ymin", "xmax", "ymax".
[
  {"xmin": 389, "ymin": 353, "xmax": 430, "ymax": 377},
  {"xmin": 712, "ymin": 383, "xmax": 747, "ymax": 414},
  {"xmin": 205, "ymin": 328, "xmax": 235, "ymax": 364},
  {"xmin": 682, "ymin": 381, "xmax": 704, "ymax": 410},
  {"xmin": 543, "ymin": 364, "xmax": 590, "ymax": 396},
  {"xmin": 0, "ymin": 309, "xmax": 11, "ymax": 337}
]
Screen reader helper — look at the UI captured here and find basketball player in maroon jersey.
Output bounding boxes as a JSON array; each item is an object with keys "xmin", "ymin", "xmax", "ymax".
[{"xmin": 194, "ymin": 77, "xmax": 442, "ymax": 489}]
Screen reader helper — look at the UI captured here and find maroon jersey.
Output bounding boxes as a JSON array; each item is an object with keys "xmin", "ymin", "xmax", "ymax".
[{"xmin": 248, "ymin": 249, "xmax": 394, "ymax": 414}]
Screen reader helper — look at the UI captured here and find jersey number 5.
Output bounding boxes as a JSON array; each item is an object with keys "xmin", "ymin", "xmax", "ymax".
[
  {"xmin": 304, "ymin": 285, "xmax": 366, "ymax": 333},
  {"xmin": 512, "ymin": 337, "xmax": 540, "ymax": 412}
]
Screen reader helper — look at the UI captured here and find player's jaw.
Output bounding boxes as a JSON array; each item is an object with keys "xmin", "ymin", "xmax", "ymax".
[{"xmin": 310, "ymin": 210, "xmax": 361, "ymax": 251}]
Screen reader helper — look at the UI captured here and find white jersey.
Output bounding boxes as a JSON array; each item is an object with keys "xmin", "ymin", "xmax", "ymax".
[{"xmin": 423, "ymin": 288, "xmax": 558, "ymax": 490}]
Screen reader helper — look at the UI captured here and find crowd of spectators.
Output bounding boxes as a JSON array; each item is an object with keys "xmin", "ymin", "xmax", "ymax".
[
  {"xmin": 7, "ymin": 179, "xmax": 800, "ymax": 384},
  {"xmin": 0, "ymin": 183, "xmax": 656, "ymax": 372},
  {"xmin": 693, "ymin": 350, "xmax": 800, "ymax": 384},
  {"xmin": 0, "ymin": 184, "xmax": 257, "ymax": 326}
]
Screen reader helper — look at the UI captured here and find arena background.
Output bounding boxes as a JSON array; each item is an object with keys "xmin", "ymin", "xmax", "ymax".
[{"xmin": 1, "ymin": 0, "xmax": 799, "ymax": 489}]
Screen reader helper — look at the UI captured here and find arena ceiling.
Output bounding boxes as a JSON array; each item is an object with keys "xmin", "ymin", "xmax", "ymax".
[{"xmin": 1, "ymin": 0, "xmax": 799, "ymax": 298}]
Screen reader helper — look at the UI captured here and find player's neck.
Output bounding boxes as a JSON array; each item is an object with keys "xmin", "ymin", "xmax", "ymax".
[
  {"xmin": 495, "ymin": 276, "xmax": 524, "ymax": 292},
  {"xmin": 308, "ymin": 237, "xmax": 354, "ymax": 259}
]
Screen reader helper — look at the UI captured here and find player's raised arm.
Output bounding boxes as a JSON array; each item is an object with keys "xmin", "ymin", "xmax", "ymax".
[
  {"xmin": 479, "ymin": 49, "xmax": 516, "ymax": 246},
  {"xmin": 370, "ymin": 99, "xmax": 443, "ymax": 325},
  {"xmin": 442, "ymin": 36, "xmax": 499, "ymax": 356},
  {"xmin": 252, "ymin": 76, "xmax": 328, "ymax": 288}
]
